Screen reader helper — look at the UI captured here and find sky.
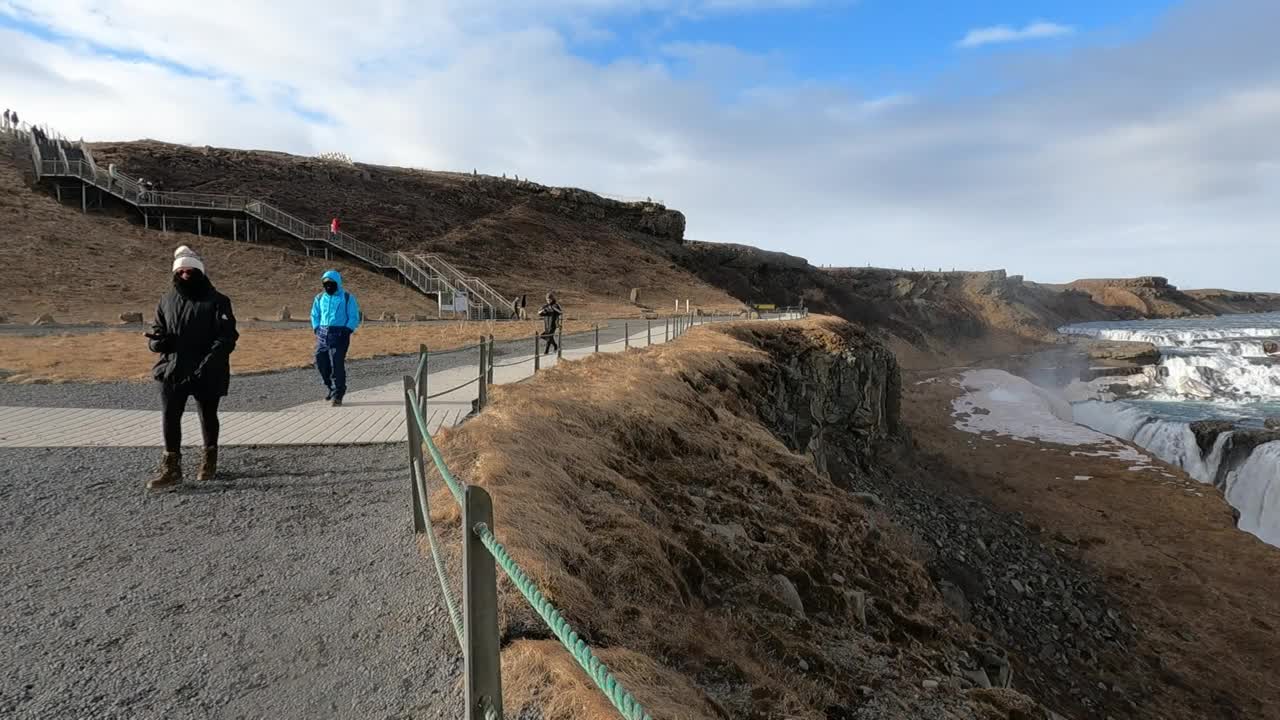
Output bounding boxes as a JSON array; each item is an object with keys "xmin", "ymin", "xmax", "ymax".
[{"xmin": 1, "ymin": 0, "xmax": 1277, "ymax": 290}]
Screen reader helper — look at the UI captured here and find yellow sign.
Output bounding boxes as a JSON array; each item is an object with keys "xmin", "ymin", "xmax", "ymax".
[{"xmin": 755, "ymin": 304, "xmax": 776, "ymax": 310}]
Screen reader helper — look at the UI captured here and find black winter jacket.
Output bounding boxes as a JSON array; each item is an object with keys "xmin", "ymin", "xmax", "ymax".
[
  {"xmin": 538, "ymin": 302, "xmax": 562, "ymax": 335},
  {"xmin": 148, "ymin": 282, "xmax": 239, "ymax": 396}
]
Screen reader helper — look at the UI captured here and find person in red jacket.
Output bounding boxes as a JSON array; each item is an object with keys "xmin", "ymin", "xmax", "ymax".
[{"xmin": 330, "ymin": 216, "xmax": 340, "ymax": 240}]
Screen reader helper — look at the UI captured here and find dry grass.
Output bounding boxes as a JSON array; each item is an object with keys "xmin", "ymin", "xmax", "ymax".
[
  {"xmin": 0, "ymin": 138, "xmax": 744, "ymax": 326},
  {"xmin": 84, "ymin": 140, "xmax": 747, "ymax": 320},
  {"xmin": 0, "ymin": 140, "xmax": 440, "ymax": 324},
  {"xmin": 0, "ymin": 320, "xmax": 592, "ymax": 383},
  {"xmin": 422, "ymin": 318, "xmax": 1030, "ymax": 719}
]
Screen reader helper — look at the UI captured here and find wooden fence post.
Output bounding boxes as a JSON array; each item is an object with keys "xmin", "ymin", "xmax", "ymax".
[
  {"xmin": 464, "ymin": 485, "xmax": 504, "ymax": 719},
  {"xmin": 478, "ymin": 338, "xmax": 488, "ymax": 410},
  {"xmin": 402, "ymin": 376, "xmax": 427, "ymax": 534},
  {"xmin": 487, "ymin": 335, "xmax": 495, "ymax": 385}
]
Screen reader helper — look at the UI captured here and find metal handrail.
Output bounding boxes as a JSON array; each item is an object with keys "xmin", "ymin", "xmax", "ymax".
[{"xmin": 420, "ymin": 253, "xmax": 511, "ymax": 309}]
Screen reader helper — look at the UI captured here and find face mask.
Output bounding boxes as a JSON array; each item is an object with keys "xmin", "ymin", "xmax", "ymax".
[
  {"xmin": 323, "ymin": 282, "xmax": 338, "ymax": 295},
  {"xmin": 175, "ymin": 271, "xmax": 203, "ymax": 291}
]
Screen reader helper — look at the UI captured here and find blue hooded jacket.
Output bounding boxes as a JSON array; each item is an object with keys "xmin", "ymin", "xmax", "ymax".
[{"xmin": 311, "ymin": 270, "xmax": 361, "ymax": 337}]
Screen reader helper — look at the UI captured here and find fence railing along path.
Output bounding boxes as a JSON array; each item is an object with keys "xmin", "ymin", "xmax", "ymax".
[
  {"xmin": 400, "ymin": 308, "xmax": 807, "ymax": 719},
  {"xmin": 13, "ymin": 124, "xmax": 510, "ymax": 319}
]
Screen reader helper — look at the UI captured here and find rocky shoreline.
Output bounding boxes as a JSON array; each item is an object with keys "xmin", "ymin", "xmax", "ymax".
[{"xmin": 897, "ymin": 364, "xmax": 1280, "ymax": 720}]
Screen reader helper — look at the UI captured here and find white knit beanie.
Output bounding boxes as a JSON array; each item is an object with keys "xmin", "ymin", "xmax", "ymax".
[{"xmin": 172, "ymin": 245, "xmax": 206, "ymax": 274}]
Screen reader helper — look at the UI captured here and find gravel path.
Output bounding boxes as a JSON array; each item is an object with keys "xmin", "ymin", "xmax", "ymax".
[
  {"xmin": 0, "ymin": 318, "xmax": 679, "ymax": 412},
  {"xmin": 0, "ymin": 444, "xmax": 464, "ymax": 719}
]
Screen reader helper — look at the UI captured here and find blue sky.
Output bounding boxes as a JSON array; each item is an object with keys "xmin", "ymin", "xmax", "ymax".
[
  {"xmin": 566, "ymin": 1, "xmax": 1175, "ymax": 93},
  {"xmin": 2, "ymin": 0, "xmax": 1278, "ymax": 290}
]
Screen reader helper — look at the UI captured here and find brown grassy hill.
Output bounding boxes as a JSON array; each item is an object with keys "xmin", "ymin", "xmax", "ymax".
[
  {"xmin": 87, "ymin": 140, "xmax": 741, "ymax": 318},
  {"xmin": 0, "ymin": 138, "xmax": 438, "ymax": 324}
]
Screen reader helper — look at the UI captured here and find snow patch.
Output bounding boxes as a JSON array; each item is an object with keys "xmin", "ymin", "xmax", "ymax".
[{"xmin": 953, "ymin": 369, "xmax": 1151, "ymax": 465}]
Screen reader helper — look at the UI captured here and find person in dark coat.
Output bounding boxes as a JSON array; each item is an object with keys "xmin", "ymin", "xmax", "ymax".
[
  {"xmin": 145, "ymin": 245, "xmax": 239, "ymax": 490},
  {"xmin": 538, "ymin": 292, "xmax": 562, "ymax": 355}
]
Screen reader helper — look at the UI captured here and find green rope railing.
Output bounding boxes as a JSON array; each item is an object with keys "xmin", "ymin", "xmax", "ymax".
[
  {"xmin": 413, "ymin": 456, "xmax": 466, "ymax": 651},
  {"xmin": 406, "ymin": 390, "xmax": 465, "ymax": 506},
  {"xmin": 472, "ymin": 521, "xmax": 654, "ymax": 720}
]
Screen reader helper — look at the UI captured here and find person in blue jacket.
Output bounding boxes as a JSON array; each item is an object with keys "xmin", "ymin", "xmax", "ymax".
[{"xmin": 310, "ymin": 269, "xmax": 361, "ymax": 406}]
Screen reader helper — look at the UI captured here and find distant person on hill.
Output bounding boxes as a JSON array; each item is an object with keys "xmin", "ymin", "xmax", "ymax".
[
  {"xmin": 145, "ymin": 245, "xmax": 239, "ymax": 491},
  {"xmin": 311, "ymin": 269, "xmax": 361, "ymax": 406},
  {"xmin": 510, "ymin": 296, "xmax": 520, "ymax": 320},
  {"xmin": 2, "ymin": 110, "xmax": 9, "ymax": 129},
  {"xmin": 330, "ymin": 216, "xmax": 340, "ymax": 241},
  {"xmin": 538, "ymin": 292, "xmax": 562, "ymax": 355}
]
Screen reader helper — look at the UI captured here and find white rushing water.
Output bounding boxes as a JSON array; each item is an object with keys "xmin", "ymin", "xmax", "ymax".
[
  {"xmin": 1072, "ymin": 400, "xmax": 1229, "ymax": 484},
  {"xmin": 1062, "ymin": 313, "xmax": 1280, "ymax": 547},
  {"xmin": 1227, "ymin": 442, "xmax": 1280, "ymax": 546}
]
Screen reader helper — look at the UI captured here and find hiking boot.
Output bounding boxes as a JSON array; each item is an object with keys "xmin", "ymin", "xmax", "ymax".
[
  {"xmin": 331, "ymin": 397, "xmax": 343, "ymax": 407},
  {"xmin": 197, "ymin": 447, "xmax": 218, "ymax": 482},
  {"xmin": 147, "ymin": 451, "xmax": 182, "ymax": 491},
  {"xmin": 325, "ymin": 387, "xmax": 335, "ymax": 401}
]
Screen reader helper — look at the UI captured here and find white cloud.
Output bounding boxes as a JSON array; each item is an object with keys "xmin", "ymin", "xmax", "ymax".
[
  {"xmin": 958, "ymin": 21, "xmax": 1074, "ymax": 49},
  {"xmin": 1, "ymin": 0, "xmax": 1278, "ymax": 291}
]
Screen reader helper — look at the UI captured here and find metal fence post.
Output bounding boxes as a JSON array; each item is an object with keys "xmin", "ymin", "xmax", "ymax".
[
  {"xmin": 665, "ymin": 318, "xmax": 670, "ymax": 343},
  {"xmin": 624, "ymin": 322, "xmax": 629, "ymax": 350},
  {"xmin": 534, "ymin": 334, "xmax": 540, "ymax": 373},
  {"xmin": 557, "ymin": 325, "xmax": 563, "ymax": 360},
  {"xmin": 647, "ymin": 319, "xmax": 651, "ymax": 346},
  {"xmin": 402, "ymin": 376, "xmax": 427, "ymax": 534},
  {"xmin": 594, "ymin": 324, "xmax": 599, "ymax": 353},
  {"xmin": 464, "ymin": 485, "xmax": 504, "ymax": 720},
  {"xmin": 487, "ymin": 335, "xmax": 495, "ymax": 385},
  {"xmin": 478, "ymin": 338, "xmax": 488, "ymax": 410}
]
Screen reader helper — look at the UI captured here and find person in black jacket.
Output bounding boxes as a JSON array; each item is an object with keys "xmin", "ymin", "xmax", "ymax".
[
  {"xmin": 538, "ymin": 292, "xmax": 562, "ymax": 355},
  {"xmin": 145, "ymin": 245, "xmax": 239, "ymax": 490}
]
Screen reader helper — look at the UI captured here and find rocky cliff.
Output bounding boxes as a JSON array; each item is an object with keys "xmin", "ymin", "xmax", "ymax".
[
  {"xmin": 677, "ymin": 243, "xmax": 1280, "ymax": 357},
  {"xmin": 431, "ymin": 318, "xmax": 1060, "ymax": 719}
]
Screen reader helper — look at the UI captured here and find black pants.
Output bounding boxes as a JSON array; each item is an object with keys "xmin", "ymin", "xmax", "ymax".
[
  {"xmin": 161, "ymin": 385, "xmax": 222, "ymax": 452},
  {"xmin": 542, "ymin": 331, "xmax": 558, "ymax": 354}
]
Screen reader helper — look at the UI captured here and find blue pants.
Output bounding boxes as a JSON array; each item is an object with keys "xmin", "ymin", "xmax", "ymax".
[{"xmin": 315, "ymin": 328, "xmax": 351, "ymax": 398}]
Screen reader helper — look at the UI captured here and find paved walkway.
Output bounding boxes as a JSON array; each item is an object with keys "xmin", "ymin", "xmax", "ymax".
[{"xmin": 0, "ymin": 317, "xmax": 769, "ymax": 448}]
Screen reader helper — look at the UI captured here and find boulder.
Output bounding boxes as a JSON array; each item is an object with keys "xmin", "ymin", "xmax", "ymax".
[
  {"xmin": 380, "ymin": 312, "xmax": 397, "ymax": 322},
  {"xmin": 1189, "ymin": 420, "xmax": 1236, "ymax": 455},
  {"xmin": 412, "ymin": 314, "xmax": 431, "ymax": 322},
  {"xmin": 772, "ymin": 574, "xmax": 806, "ymax": 619},
  {"xmin": 1266, "ymin": 418, "xmax": 1280, "ymax": 430},
  {"xmin": 32, "ymin": 313, "xmax": 56, "ymax": 326},
  {"xmin": 118, "ymin": 312, "xmax": 144, "ymax": 324},
  {"xmin": 1083, "ymin": 340, "xmax": 1160, "ymax": 365},
  {"xmin": 278, "ymin": 305, "xmax": 291, "ymax": 322},
  {"xmin": 1265, "ymin": 341, "xmax": 1279, "ymax": 355}
]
